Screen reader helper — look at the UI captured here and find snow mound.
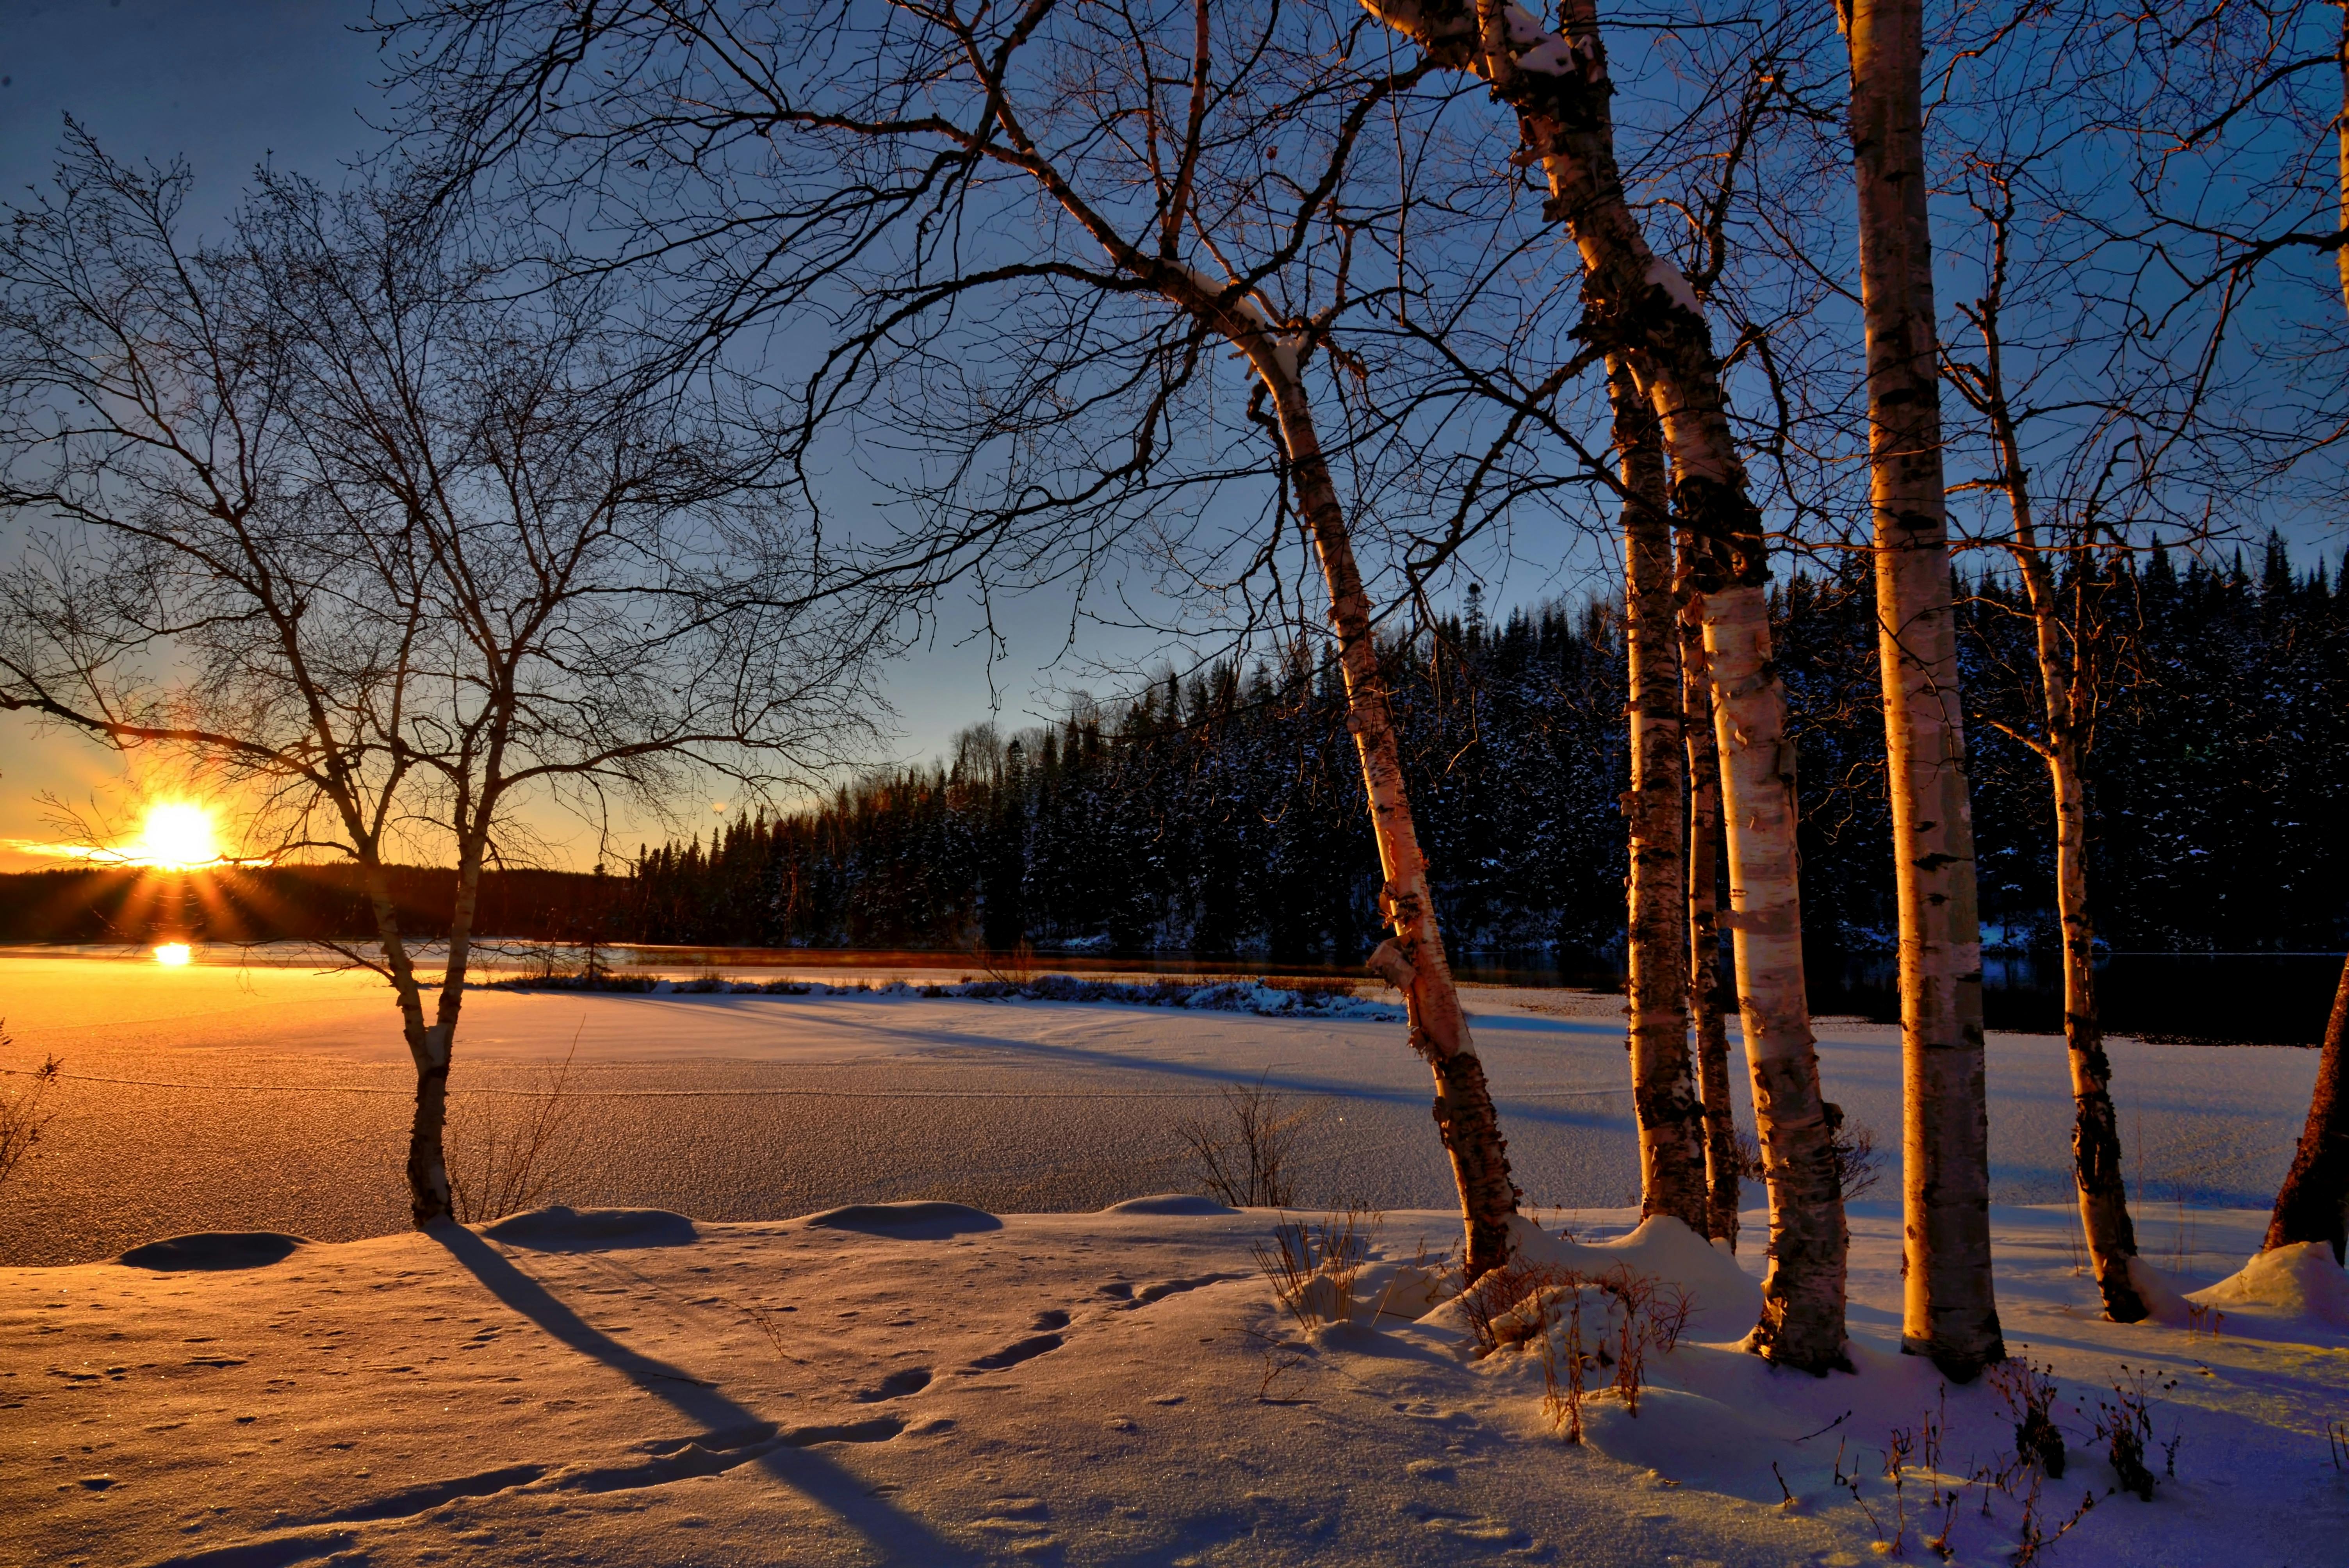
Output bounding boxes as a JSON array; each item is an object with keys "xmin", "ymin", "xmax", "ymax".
[
  {"xmin": 2189, "ymin": 1241, "xmax": 2349, "ymax": 1330},
  {"xmin": 1101, "ymin": 1193, "xmax": 1239, "ymax": 1216},
  {"xmin": 476, "ymin": 1206, "xmax": 699, "ymax": 1251},
  {"xmin": 1512, "ymin": 1215, "xmax": 1762, "ymax": 1341},
  {"xmin": 801, "ymin": 1200, "xmax": 1003, "ymax": 1237},
  {"xmin": 116, "ymin": 1231, "xmax": 309, "ymax": 1271}
]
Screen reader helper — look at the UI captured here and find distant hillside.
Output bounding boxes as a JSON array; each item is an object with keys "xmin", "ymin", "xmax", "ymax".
[{"xmin": 0, "ymin": 864, "xmax": 630, "ymax": 944}]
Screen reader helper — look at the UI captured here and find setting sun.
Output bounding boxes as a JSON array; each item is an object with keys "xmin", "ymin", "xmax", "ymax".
[
  {"xmin": 127, "ymin": 803, "xmax": 224, "ymax": 869},
  {"xmin": 153, "ymin": 941, "xmax": 192, "ymax": 966}
]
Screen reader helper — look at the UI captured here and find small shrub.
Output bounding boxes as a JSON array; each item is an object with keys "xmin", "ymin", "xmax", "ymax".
[
  {"xmin": 1175, "ymin": 1073, "xmax": 1314, "ymax": 1208},
  {"xmin": 0, "ymin": 1026, "xmax": 64, "ymax": 1190},
  {"xmin": 1733, "ymin": 1118, "xmax": 1881, "ymax": 1199},
  {"xmin": 1456, "ymin": 1259, "xmax": 1688, "ymax": 1442},
  {"xmin": 1989, "ymin": 1356, "xmax": 2067, "ymax": 1480},
  {"xmin": 2083, "ymin": 1364, "xmax": 2176, "ymax": 1501}
]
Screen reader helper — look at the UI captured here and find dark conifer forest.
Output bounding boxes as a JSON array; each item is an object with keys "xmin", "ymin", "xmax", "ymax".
[{"xmin": 629, "ymin": 540, "xmax": 2347, "ymax": 966}]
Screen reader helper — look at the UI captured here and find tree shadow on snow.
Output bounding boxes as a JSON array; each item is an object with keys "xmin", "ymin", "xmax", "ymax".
[{"xmin": 430, "ymin": 1223, "xmax": 973, "ymax": 1563}]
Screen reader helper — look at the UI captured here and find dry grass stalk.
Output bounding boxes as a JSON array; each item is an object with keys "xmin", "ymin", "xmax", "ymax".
[
  {"xmin": 1252, "ymin": 1208, "xmax": 1373, "ymax": 1331},
  {"xmin": 1457, "ymin": 1258, "xmax": 1690, "ymax": 1442},
  {"xmin": 449, "ymin": 1037, "xmax": 581, "ymax": 1224}
]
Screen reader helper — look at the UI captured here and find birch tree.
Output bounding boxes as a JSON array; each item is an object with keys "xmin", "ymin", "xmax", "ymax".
[
  {"xmin": 1841, "ymin": 0, "xmax": 2003, "ymax": 1377},
  {"xmin": 1365, "ymin": 0, "xmax": 1850, "ymax": 1368},
  {"xmin": 1612, "ymin": 355, "xmax": 1710, "ymax": 1232},
  {"xmin": 1679, "ymin": 544, "xmax": 1739, "ymax": 1249},
  {"xmin": 0, "ymin": 141, "xmax": 882, "ymax": 1224},
  {"xmin": 380, "ymin": 0, "xmax": 1529, "ymax": 1277}
]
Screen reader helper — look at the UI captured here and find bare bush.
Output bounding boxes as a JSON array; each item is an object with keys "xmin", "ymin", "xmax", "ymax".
[
  {"xmin": 1990, "ymin": 1356, "xmax": 2067, "ymax": 1480},
  {"xmin": 1456, "ymin": 1259, "xmax": 1690, "ymax": 1442},
  {"xmin": 0, "ymin": 1025, "xmax": 63, "ymax": 1190},
  {"xmin": 1175, "ymin": 1075, "xmax": 1314, "ymax": 1210},
  {"xmin": 2083, "ymin": 1364, "xmax": 2178, "ymax": 1502},
  {"xmin": 448, "ymin": 1042, "xmax": 580, "ymax": 1224}
]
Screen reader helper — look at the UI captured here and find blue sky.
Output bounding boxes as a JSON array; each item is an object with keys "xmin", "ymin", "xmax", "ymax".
[{"xmin": 0, "ymin": 0, "xmax": 1213, "ymax": 868}]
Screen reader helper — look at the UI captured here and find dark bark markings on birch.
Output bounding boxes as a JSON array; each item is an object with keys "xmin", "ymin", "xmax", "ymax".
[
  {"xmin": 1613, "ymin": 355, "xmax": 1709, "ymax": 1230},
  {"xmin": 1679, "ymin": 540, "xmax": 1740, "ymax": 1250},
  {"xmin": 1844, "ymin": 0, "xmax": 2003, "ymax": 1376},
  {"xmin": 1361, "ymin": 0, "xmax": 1848, "ymax": 1369}
]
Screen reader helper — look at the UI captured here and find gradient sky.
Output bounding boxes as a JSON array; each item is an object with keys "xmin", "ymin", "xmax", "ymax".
[{"xmin": 0, "ymin": 0, "xmax": 1214, "ymax": 870}]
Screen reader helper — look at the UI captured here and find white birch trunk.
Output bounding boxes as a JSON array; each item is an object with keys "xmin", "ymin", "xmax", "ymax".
[
  {"xmin": 1845, "ymin": 0, "xmax": 2003, "ymax": 1377},
  {"xmin": 1362, "ymin": 0, "xmax": 1849, "ymax": 1367},
  {"xmin": 1614, "ymin": 357, "xmax": 1709, "ymax": 1229}
]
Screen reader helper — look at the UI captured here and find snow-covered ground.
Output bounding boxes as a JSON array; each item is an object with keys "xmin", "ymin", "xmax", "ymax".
[
  {"xmin": 5, "ymin": 950, "xmax": 2346, "ymax": 1566},
  {"xmin": 7, "ymin": 1196, "xmax": 2347, "ymax": 1566}
]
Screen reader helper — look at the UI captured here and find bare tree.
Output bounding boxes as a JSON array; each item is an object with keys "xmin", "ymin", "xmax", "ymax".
[
  {"xmin": 378, "ymin": 0, "xmax": 1529, "ymax": 1277},
  {"xmin": 1366, "ymin": 0, "xmax": 1850, "ymax": 1370},
  {"xmin": 1842, "ymin": 0, "xmax": 2003, "ymax": 1378},
  {"xmin": 0, "ymin": 138, "xmax": 884, "ymax": 1224}
]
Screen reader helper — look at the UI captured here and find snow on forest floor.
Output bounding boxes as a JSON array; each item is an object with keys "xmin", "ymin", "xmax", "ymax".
[{"xmin": 6, "ymin": 1197, "xmax": 2349, "ymax": 1567}]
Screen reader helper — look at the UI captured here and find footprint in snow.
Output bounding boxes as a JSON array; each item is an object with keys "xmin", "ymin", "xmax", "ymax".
[
  {"xmin": 963, "ymin": 1333, "xmax": 1064, "ymax": 1373},
  {"xmin": 852, "ymin": 1366, "xmax": 933, "ymax": 1402}
]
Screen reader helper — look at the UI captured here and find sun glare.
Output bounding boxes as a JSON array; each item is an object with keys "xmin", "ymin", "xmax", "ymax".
[
  {"xmin": 130, "ymin": 803, "xmax": 224, "ymax": 869},
  {"xmin": 153, "ymin": 942, "xmax": 192, "ymax": 966}
]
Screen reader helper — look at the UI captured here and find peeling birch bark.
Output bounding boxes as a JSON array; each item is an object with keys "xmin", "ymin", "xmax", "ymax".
[
  {"xmin": 1255, "ymin": 349, "xmax": 1520, "ymax": 1281},
  {"xmin": 1364, "ymin": 0, "xmax": 1848, "ymax": 1368},
  {"xmin": 1613, "ymin": 356, "xmax": 1708, "ymax": 1231},
  {"xmin": 1679, "ymin": 543, "xmax": 1739, "ymax": 1251},
  {"xmin": 1844, "ymin": 0, "xmax": 2003, "ymax": 1377}
]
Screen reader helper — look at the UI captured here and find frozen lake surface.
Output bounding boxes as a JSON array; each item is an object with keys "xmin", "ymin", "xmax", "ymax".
[{"xmin": 0, "ymin": 951, "xmax": 2318, "ymax": 1268}]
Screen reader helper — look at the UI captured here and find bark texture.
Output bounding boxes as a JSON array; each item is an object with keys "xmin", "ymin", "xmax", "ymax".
[
  {"xmin": 1255, "ymin": 353, "xmax": 1520, "ymax": 1282},
  {"xmin": 1845, "ymin": 0, "xmax": 2003, "ymax": 1377},
  {"xmin": 1613, "ymin": 356, "xmax": 1709, "ymax": 1231},
  {"xmin": 1679, "ymin": 543, "xmax": 1740, "ymax": 1250},
  {"xmin": 1364, "ymin": 0, "xmax": 1847, "ymax": 1367},
  {"xmin": 2263, "ymin": 8, "xmax": 2349, "ymax": 1269},
  {"xmin": 2266, "ymin": 955, "xmax": 2349, "ymax": 1263}
]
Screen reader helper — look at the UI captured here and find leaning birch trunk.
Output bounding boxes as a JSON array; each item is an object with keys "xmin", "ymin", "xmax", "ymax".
[
  {"xmin": 2266, "ymin": 958, "xmax": 2349, "ymax": 1263},
  {"xmin": 1250, "ymin": 342, "xmax": 1519, "ymax": 1281},
  {"xmin": 1613, "ymin": 355, "xmax": 1709, "ymax": 1230},
  {"xmin": 2263, "ymin": 7, "xmax": 2349, "ymax": 1267},
  {"xmin": 1957, "ymin": 162, "xmax": 2147, "ymax": 1318},
  {"xmin": 1845, "ymin": 0, "xmax": 2003, "ymax": 1377},
  {"xmin": 1679, "ymin": 539, "xmax": 1740, "ymax": 1249},
  {"xmin": 1365, "ymin": 0, "xmax": 1847, "ymax": 1367},
  {"xmin": 2048, "ymin": 725, "xmax": 2150, "ymax": 1313}
]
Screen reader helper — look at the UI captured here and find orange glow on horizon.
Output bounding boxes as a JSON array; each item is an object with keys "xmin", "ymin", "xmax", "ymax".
[{"xmin": 153, "ymin": 942, "xmax": 192, "ymax": 966}]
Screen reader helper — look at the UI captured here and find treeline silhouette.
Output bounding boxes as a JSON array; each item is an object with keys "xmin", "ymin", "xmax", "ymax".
[
  {"xmin": 633, "ymin": 538, "xmax": 2349, "ymax": 965},
  {"xmin": 0, "ymin": 862, "xmax": 622, "ymax": 946},
  {"xmin": 7, "ymin": 540, "xmax": 2343, "ymax": 985}
]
